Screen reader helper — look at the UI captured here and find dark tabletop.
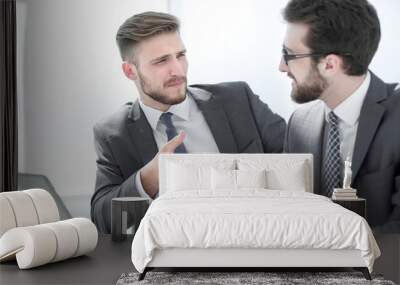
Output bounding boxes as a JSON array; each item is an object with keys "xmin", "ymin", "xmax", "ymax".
[
  {"xmin": 0, "ymin": 234, "xmax": 134, "ymax": 285},
  {"xmin": 1, "ymin": 234, "xmax": 399, "ymax": 285}
]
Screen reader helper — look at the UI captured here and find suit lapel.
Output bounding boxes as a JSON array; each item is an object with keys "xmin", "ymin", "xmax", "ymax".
[
  {"xmin": 352, "ymin": 73, "xmax": 387, "ymax": 182},
  {"xmin": 189, "ymin": 88, "xmax": 238, "ymax": 153},
  {"xmin": 304, "ymin": 103, "xmax": 325, "ymax": 194},
  {"xmin": 127, "ymin": 101, "xmax": 158, "ymax": 164}
]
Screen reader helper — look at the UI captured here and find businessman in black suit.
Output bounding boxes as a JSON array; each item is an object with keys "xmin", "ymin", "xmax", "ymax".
[
  {"xmin": 281, "ymin": 0, "xmax": 400, "ymax": 232},
  {"xmin": 91, "ymin": 12, "xmax": 286, "ymax": 233}
]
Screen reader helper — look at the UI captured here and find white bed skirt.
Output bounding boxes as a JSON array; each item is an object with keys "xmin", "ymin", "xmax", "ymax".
[{"xmin": 148, "ymin": 248, "xmax": 366, "ymax": 268}]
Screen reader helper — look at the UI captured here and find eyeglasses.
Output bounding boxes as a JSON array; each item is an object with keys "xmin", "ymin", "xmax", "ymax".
[{"xmin": 282, "ymin": 48, "xmax": 351, "ymax": 65}]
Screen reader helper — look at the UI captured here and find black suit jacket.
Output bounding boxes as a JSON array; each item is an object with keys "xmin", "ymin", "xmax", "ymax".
[
  {"xmin": 285, "ymin": 73, "xmax": 400, "ymax": 232},
  {"xmin": 91, "ymin": 81, "xmax": 286, "ymax": 233}
]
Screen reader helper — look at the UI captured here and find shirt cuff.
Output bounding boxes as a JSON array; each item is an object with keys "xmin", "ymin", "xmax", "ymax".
[{"xmin": 135, "ymin": 169, "xmax": 154, "ymax": 201}]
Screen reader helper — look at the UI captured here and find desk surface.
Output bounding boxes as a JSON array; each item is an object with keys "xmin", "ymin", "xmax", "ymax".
[{"xmin": 1, "ymin": 234, "xmax": 399, "ymax": 285}]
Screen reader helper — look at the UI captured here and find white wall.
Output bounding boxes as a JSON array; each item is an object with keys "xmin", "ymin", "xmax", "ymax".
[
  {"xmin": 369, "ymin": 0, "xmax": 400, "ymax": 83},
  {"xmin": 17, "ymin": 0, "xmax": 168, "ymax": 217},
  {"xmin": 170, "ymin": 0, "xmax": 400, "ymax": 120}
]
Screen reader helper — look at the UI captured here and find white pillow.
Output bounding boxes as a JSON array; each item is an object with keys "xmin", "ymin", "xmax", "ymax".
[
  {"xmin": 266, "ymin": 164, "xmax": 306, "ymax": 191},
  {"xmin": 211, "ymin": 169, "xmax": 268, "ymax": 191},
  {"xmin": 211, "ymin": 168, "xmax": 236, "ymax": 190},
  {"xmin": 166, "ymin": 162, "xmax": 211, "ymax": 191},
  {"xmin": 165, "ymin": 158, "xmax": 236, "ymax": 193},
  {"xmin": 236, "ymin": 169, "xmax": 267, "ymax": 189},
  {"xmin": 238, "ymin": 159, "xmax": 308, "ymax": 192}
]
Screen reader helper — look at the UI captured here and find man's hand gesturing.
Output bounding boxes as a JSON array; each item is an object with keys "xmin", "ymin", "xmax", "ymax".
[{"xmin": 140, "ymin": 131, "xmax": 186, "ymax": 198}]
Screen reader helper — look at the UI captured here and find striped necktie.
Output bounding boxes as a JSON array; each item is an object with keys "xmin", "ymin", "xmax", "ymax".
[
  {"xmin": 159, "ymin": 112, "xmax": 187, "ymax": 153},
  {"xmin": 322, "ymin": 111, "xmax": 341, "ymax": 197}
]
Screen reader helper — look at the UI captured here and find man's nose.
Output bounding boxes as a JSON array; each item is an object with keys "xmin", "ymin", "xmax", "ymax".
[
  {"xmin": 279, "ymin": 57, "xmax": 289, "ymax": 73},
  {"xmin": 169, "ymin": 58, "xmax": 185, "ymax": 76}
]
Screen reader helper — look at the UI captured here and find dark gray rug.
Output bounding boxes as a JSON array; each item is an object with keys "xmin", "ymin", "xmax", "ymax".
[{"xmin": 116, "ymin": 271, "xmax": 396, "ymax": 285}]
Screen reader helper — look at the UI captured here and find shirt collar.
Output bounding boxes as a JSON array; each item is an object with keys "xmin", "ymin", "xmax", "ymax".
[
  {"xmin": 325, "ymin": 71, "xmax": 371, "ymax": 126},
  {"xmin": 138, "ymin": 92, "xmax": 191, "ymax": 131}
]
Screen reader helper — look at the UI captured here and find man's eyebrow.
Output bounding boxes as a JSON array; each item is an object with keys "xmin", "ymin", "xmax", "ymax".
[
  {"xmin": 150, "ymin": 54, "xmax": 170, "ymax": 63},
  {"xmin": 150, "ymin": 49, "xmax": 187, "ymax": 64},
  {"xmin": 282, "ymin": 45, "xmax": 294, "ymax": 53}
]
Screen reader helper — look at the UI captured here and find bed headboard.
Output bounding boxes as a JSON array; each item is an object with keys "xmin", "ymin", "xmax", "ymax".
[{"xmin": 158, "ymin": 153, "xmax": 314, "ymax": 195}]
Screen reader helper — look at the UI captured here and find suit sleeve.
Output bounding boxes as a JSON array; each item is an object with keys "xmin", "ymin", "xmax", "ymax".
[
  {"xmin": 376, "ymin": 171, "xmax": 400, "ymax": 233},
  {"xmin": 244, "ymin": 83, "xmax": 287, "ymax": 153},
  {"xmin": 378, "ymin": 86, "xmax": 400, "ymax": 233},
  {"xmin": 283, "ymin": 113, "xmax": 295, "ymax": 153},
  {"xmin": 390, "ymin": 172, "xmax": 400, "ymax": 228},
  {"xmin": 91, "ymin": 124, "xmax": 141, "ymax": 234},
  {"xmin": 387, "ymin": 88, "xmax": 400, "ymax": 230}
]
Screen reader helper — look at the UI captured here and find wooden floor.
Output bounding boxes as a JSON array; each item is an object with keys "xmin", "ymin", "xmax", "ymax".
[{"xmin": 1, "ymin": 234, "xmax": 398, "ymax": 284}]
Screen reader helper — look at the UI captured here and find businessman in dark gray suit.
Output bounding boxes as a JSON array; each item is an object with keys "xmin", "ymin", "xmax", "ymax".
[
  {"xmin": 281, "ymin": 0, "xmax": 400, "ymax": 232},
  {"xmin": 91, "ymin": 12, "xmax": 286, "ymax": 233}
]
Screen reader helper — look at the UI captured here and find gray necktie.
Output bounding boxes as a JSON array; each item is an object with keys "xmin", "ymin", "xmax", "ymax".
[
  {"xmin": 322, "ymin": 111, "xmax": 341, "ymax": 197},
  {"xmin": 159, "ymin": 112, "xmax": 187, "ymax": 153}
]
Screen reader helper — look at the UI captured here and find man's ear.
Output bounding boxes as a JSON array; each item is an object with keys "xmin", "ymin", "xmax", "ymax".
[
  {"xmin": 318, "ymin": 54, "xmax": 342, "ymax": 77},
  {"xmin": 122, "ymin": 62, "xmax": 138, "ymax": 81}
]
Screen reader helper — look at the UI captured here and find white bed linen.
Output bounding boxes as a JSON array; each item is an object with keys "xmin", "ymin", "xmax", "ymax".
[{"xmin": 131, "ymin": 190, "xmax": 380, "ymax": 273}]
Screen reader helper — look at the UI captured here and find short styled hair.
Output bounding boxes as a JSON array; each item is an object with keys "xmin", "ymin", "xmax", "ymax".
[
  {"xmin": 116, "ymin": 11, "xmax": 180, "ymax": 61},
  {"xmin": 283, "ymin": 0, "xmax": 381, "ymax": 75}
]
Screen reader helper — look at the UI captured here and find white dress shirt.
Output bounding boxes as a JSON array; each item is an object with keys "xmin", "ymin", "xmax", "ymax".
[
  {"xmin": 324, "ymin": 72, "xmax": 371, "ymax": 163},
  {"xmin": 135, "ymin": 92, "xmax": 220, "ymax": 200}
]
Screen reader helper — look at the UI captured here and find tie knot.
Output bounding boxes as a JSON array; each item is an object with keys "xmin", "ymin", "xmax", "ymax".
[
  {"xmin": 159, "ymin": 112, "xmax": 174, "ymax": 128},
  {"xmin": 328, "ymin": 111, "xmax": 338, "ymax": 125}
]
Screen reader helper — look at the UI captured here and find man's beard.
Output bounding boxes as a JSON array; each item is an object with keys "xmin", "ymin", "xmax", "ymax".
[
  {"xmin": 138, "ymin": 71, "xmax": 187, "ymax": 105},
  {"xmin": 290, "ymin": 66, "xmax": 328, "ymax": 104}
]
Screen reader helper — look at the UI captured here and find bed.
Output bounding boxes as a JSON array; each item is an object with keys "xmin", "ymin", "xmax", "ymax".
[{"xmin": 131, "ymin": 154, "xmax": 380, "ymax": 280}]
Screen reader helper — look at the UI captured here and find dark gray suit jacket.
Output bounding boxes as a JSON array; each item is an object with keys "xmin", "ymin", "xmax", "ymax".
[
  {"xmin": 285, "ymin": 72, "xmax": 400, "ymax": 232},
  {"xmin": 92, "ymin": 81, "xmax": 286, "ymax": 233}
]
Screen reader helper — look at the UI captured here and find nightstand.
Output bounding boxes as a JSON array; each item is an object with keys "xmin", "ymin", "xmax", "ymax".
[
  {"xmin": 332, "ymin": 198, "xmax": 366, "ymax": 218},
  {"xmin": 111, "ymin": 197, "xmax": 150, "ymax": 242}
]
